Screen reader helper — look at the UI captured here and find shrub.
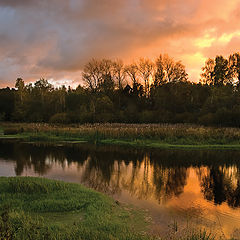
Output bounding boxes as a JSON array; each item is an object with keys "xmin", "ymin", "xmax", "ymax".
[
  {"xmin": 198, "ymin": 113, "xmax": 215, "ymax": 126},
  {"xmin": 49, "ymin": 113, "xmax": 70, "ymax": 124},
  {"xmin": 0, "ymin": 112, "xmax": 6, "ymax": 121},
  {"xmin": 3, "ymin": 128, "xmax": 24, "ymax": 135},
  {"xmin": 139, "ymin": 111, "xmax": 155, "ymax": 123}
]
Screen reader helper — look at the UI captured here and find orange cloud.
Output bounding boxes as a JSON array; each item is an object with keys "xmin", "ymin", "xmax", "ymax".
[{"xmin": 0, "ymin": 0, "xmax": 240, "ymax": 87}]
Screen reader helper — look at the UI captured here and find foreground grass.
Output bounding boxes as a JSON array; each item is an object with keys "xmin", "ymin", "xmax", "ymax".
[
  {"xmin": 0, "ymin": 177, "xmax": 220, "ymax": 240},
  {"xmin": 0, "ymin": 177, "xmax": 152, "ymax": 240},
  {"xmin": 2, "ymin": 123, "xmax": 240, "ymax": 149},
  {"xmin": 0, "ymin": 177, "xmax": 229, "ymax": 239}
]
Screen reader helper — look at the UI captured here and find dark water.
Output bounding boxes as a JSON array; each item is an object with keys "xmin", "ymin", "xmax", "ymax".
[{"xmin": 1, "ymin": 141, "xmax": 240, "ymax": 238}]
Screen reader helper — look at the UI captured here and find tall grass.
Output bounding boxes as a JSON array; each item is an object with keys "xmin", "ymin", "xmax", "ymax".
[
  {"xmin": 2, "ymin": 122, "xmax": 240, "ymax": 145},
  {"xmin": 184, "ymin": 230, "xmax": 215, "ymax": 240}
]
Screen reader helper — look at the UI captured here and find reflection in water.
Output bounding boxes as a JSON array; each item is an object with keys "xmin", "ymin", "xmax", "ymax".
[
  {"xmin": 1, "ymin": 141, "xmax": 240, "ymax": 207},
  {"xmin": 198, "ymin": 166, "xmax": 240, "ymax": 208},
  {"xmin": 0, "ymin": 142, "xmax": 190, "ymax": 203},
  {"xmin": 1, "ymin": 141, "xmax": 240, "ymax": 238}
]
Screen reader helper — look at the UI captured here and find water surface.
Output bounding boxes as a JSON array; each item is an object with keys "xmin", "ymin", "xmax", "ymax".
[{"xmin": 1, "ymin": 140, "xmax": 240, "ymax": 238}]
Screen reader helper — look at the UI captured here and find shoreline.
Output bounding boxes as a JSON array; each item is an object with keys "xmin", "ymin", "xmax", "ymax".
[
  {"xmin": 0, "ymin": 177, "xmax": 218, "ymax": 240},
  {"xmin": 1, "ymin": 134, "xmax": 240, "ymax": 150},
  {"xmin": 1, "ymin": 122, "xmax": 240, "ymax": 150},
  {"xmin": 0, "ymin": 177, "xmax": 151, "ymax": 240}
]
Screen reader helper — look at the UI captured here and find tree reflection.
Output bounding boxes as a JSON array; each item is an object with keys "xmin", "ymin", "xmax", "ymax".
[
  {"xmin": 1, "ymin": 141, "xmax": 240, "ymax": 208},
  {"xmin": 153, "ymin": 166, "xmax": 188, "ymax": 203},
  {"xmin": 200, "ymin": 167, "xmax": 227, "ymax": 204},
  {"xmin": 198, "ymin": 166, "xmax": 240, "ymax": 207}
]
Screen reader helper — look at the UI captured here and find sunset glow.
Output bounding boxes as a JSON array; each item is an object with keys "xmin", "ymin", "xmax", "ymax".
[{"xmin": 0, "ymin": 0, "xmax": 240, "ymax": 87}]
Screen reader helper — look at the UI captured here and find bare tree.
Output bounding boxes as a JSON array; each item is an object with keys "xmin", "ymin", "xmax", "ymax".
[
  {"xmin": 124, "ymin": 63, "xmax": 139, "ymax": 86},
  {"xmin": 138, "ymin": 58, "xmax": 154, "ymax": 97},
  {"xmin": 112, "ymin": 59, "xmax": 126, "ymax": 90},
  {"xmin": 172, "ymin": 61, "xmax": 188, "ymax": 82},
  {"xmin": 99, "ymin": 59, "xmax": 112, "ymax": 79},
  {"xmin": 162, "ymin": 54, "xmax": 175, "ymax": 82},
  {"xmin": 154, "ymin": 54, "xmax": 188, "ymax": 85},
  {"xmin": 82, "ymin": 58, "xmax": 103, "ymax": 91}
]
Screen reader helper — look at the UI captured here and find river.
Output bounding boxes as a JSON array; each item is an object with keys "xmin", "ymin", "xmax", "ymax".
[{"xmin": 0, "ymin": 140, "xmax": 240, "ymax": 239}]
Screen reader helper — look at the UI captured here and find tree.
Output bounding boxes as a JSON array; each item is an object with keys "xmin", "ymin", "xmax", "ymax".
[
  {"xmin": 172, "ymin": 61, "xmax": 188, "ymax": 82},
  {"xmin": 3, "ymin": 53, "xmax": 240, "ymax": 126},
  {"xmin": 15, "ymin": 78, "xmax": 25, "ymax": 103},
  {"xmin": 13, "ymin": 78, "xmax": 28, "ymax": 121},
  {"xmin": 213, "ymin": 56, "xmax": 230, "ymax": 85},
  {"xmin": 124, "ymin": 63, "xmax": 139, "ymax": 86},
  {"xmin": 201, "ymin": 58, "xmax": 215, "ymax": 85},
  {"xmin": 82, "ymin": 58, "xmax": 115, "ymax": 94},
  {"xmin": 138, "ymin": 58, "xmax": 154, "ymax": 97},
  {"xmin": 154, "ymin": 55, "xmax": 165, "ymax": 87},
  {"xmin": 82, "ymin": 59, "xmax": 103, "ymax": 91},
  {"xmin": 112, "ymin": 59, "xmax": 126, "ymax": 90},
  {"xmin": 98, "ymin": 59, "xmax": 115, "ymax": 96},
  {"xmin": 153, "ymin": 54, "xmax": 188, "ymax": 87},
  {"xmin": 201, "ymin": 56, "xmax": 231, "ymax": 85},
  {"xmin": 229, "ymin": 52, "xmax": 240, "ymax": 85},
  {"xmin": 0, "ymin": 88, "xmax": 15, "ymax": 121}
]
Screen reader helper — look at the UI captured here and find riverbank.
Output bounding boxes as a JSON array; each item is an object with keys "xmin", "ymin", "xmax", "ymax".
[
  {"xmin": 0, "ymin": 177, "xmax": 152, "ymax": 240},
  {"xmin": 0, "ymin": 177, "xmax": 220, "ymax": 240},
  {"xmin": 1, "ymin": 123, "xmax": 240, "ymax": 149}
]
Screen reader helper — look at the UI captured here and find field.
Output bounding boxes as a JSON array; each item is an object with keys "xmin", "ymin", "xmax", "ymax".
[{"xmin": 1, "ymin": 123, "xmax": 240, "ymax": 149}]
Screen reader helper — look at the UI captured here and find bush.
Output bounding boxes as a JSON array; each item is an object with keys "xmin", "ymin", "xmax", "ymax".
[
  {"xmin": 96, "ymin": 112, "xmax": 114, "ymax": 123},
  {"xmin": 139, "ymin": 111, "xmax": 155, "ymax": 123},
  {"xmin": 198, "ymin": 113, "xmax": 215, "ymax": 126},
  {"xmin": 0, "ymin": 112, "xmax": 6, "ymax": 121},
  {"xmin": 174, "ymin": 112, "xmax": 196, "ymax": 124},
  {"xmin": 49, "ymin": 113, "xmax": 70, "ymax": 124},
  {"xmin": 3, "ymin": 128, "xmax": 24, "ymax": 135}
]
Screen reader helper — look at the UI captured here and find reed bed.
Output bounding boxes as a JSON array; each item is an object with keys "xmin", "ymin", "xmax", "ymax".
[{"xmin": 2, "ymin": 123, "xmax": 240, "ymax": 145}]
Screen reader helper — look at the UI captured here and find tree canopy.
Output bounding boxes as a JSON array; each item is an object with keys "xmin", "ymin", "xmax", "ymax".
[{"xmin": 1, "ymin": 53, "xmax": 240, "ymax": 126}]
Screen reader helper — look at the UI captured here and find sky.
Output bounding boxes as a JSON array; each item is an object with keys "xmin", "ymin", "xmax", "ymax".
[{"xmin": 0, "ymin": 0, "xmax": 240, "ymax": 88}]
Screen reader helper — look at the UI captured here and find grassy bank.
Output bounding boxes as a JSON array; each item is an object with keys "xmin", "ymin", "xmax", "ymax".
[
  {"xmin": 0, "ymin": 177, "xmax": 220, "ymax": 240},
  {"xmin": 1, "ymin": 123, "xmax": 240, "ymax": 149},
  {"xmin": 0, "ymin": 177, "xmax": 152, "ymax": 240}
]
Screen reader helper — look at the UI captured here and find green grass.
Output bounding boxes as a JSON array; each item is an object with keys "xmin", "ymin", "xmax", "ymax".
[
  {"xmin": 0, "ymin": 177, "xmax": 152, "ymax": 240},
  {"xmin": 0, "ymin": 178, "xmax": 225, "ymax": 239},
  {"xmin": 100, "ymin": 139, "xmax": 240, "ymax": 149}
]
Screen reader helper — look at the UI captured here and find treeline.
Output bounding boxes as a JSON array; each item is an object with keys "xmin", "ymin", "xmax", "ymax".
[{"xmin": 1, "ymin": 53, "xmax": 240, "ymax": 126}]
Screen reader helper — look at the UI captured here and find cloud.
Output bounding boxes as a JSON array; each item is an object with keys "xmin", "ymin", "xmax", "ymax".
[
  {"xmin": 0, "ymin": 0, "xmax": 239, "ymax": 87},
  {"xmin": 0, "ymin": 0, "xmax": 36, "ymax": 7}
]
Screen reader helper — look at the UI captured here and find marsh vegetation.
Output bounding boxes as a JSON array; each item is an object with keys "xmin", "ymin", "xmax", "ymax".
[{"xmin": 2, "ymin": 123, "xmax": 240, "ymax": 148}]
